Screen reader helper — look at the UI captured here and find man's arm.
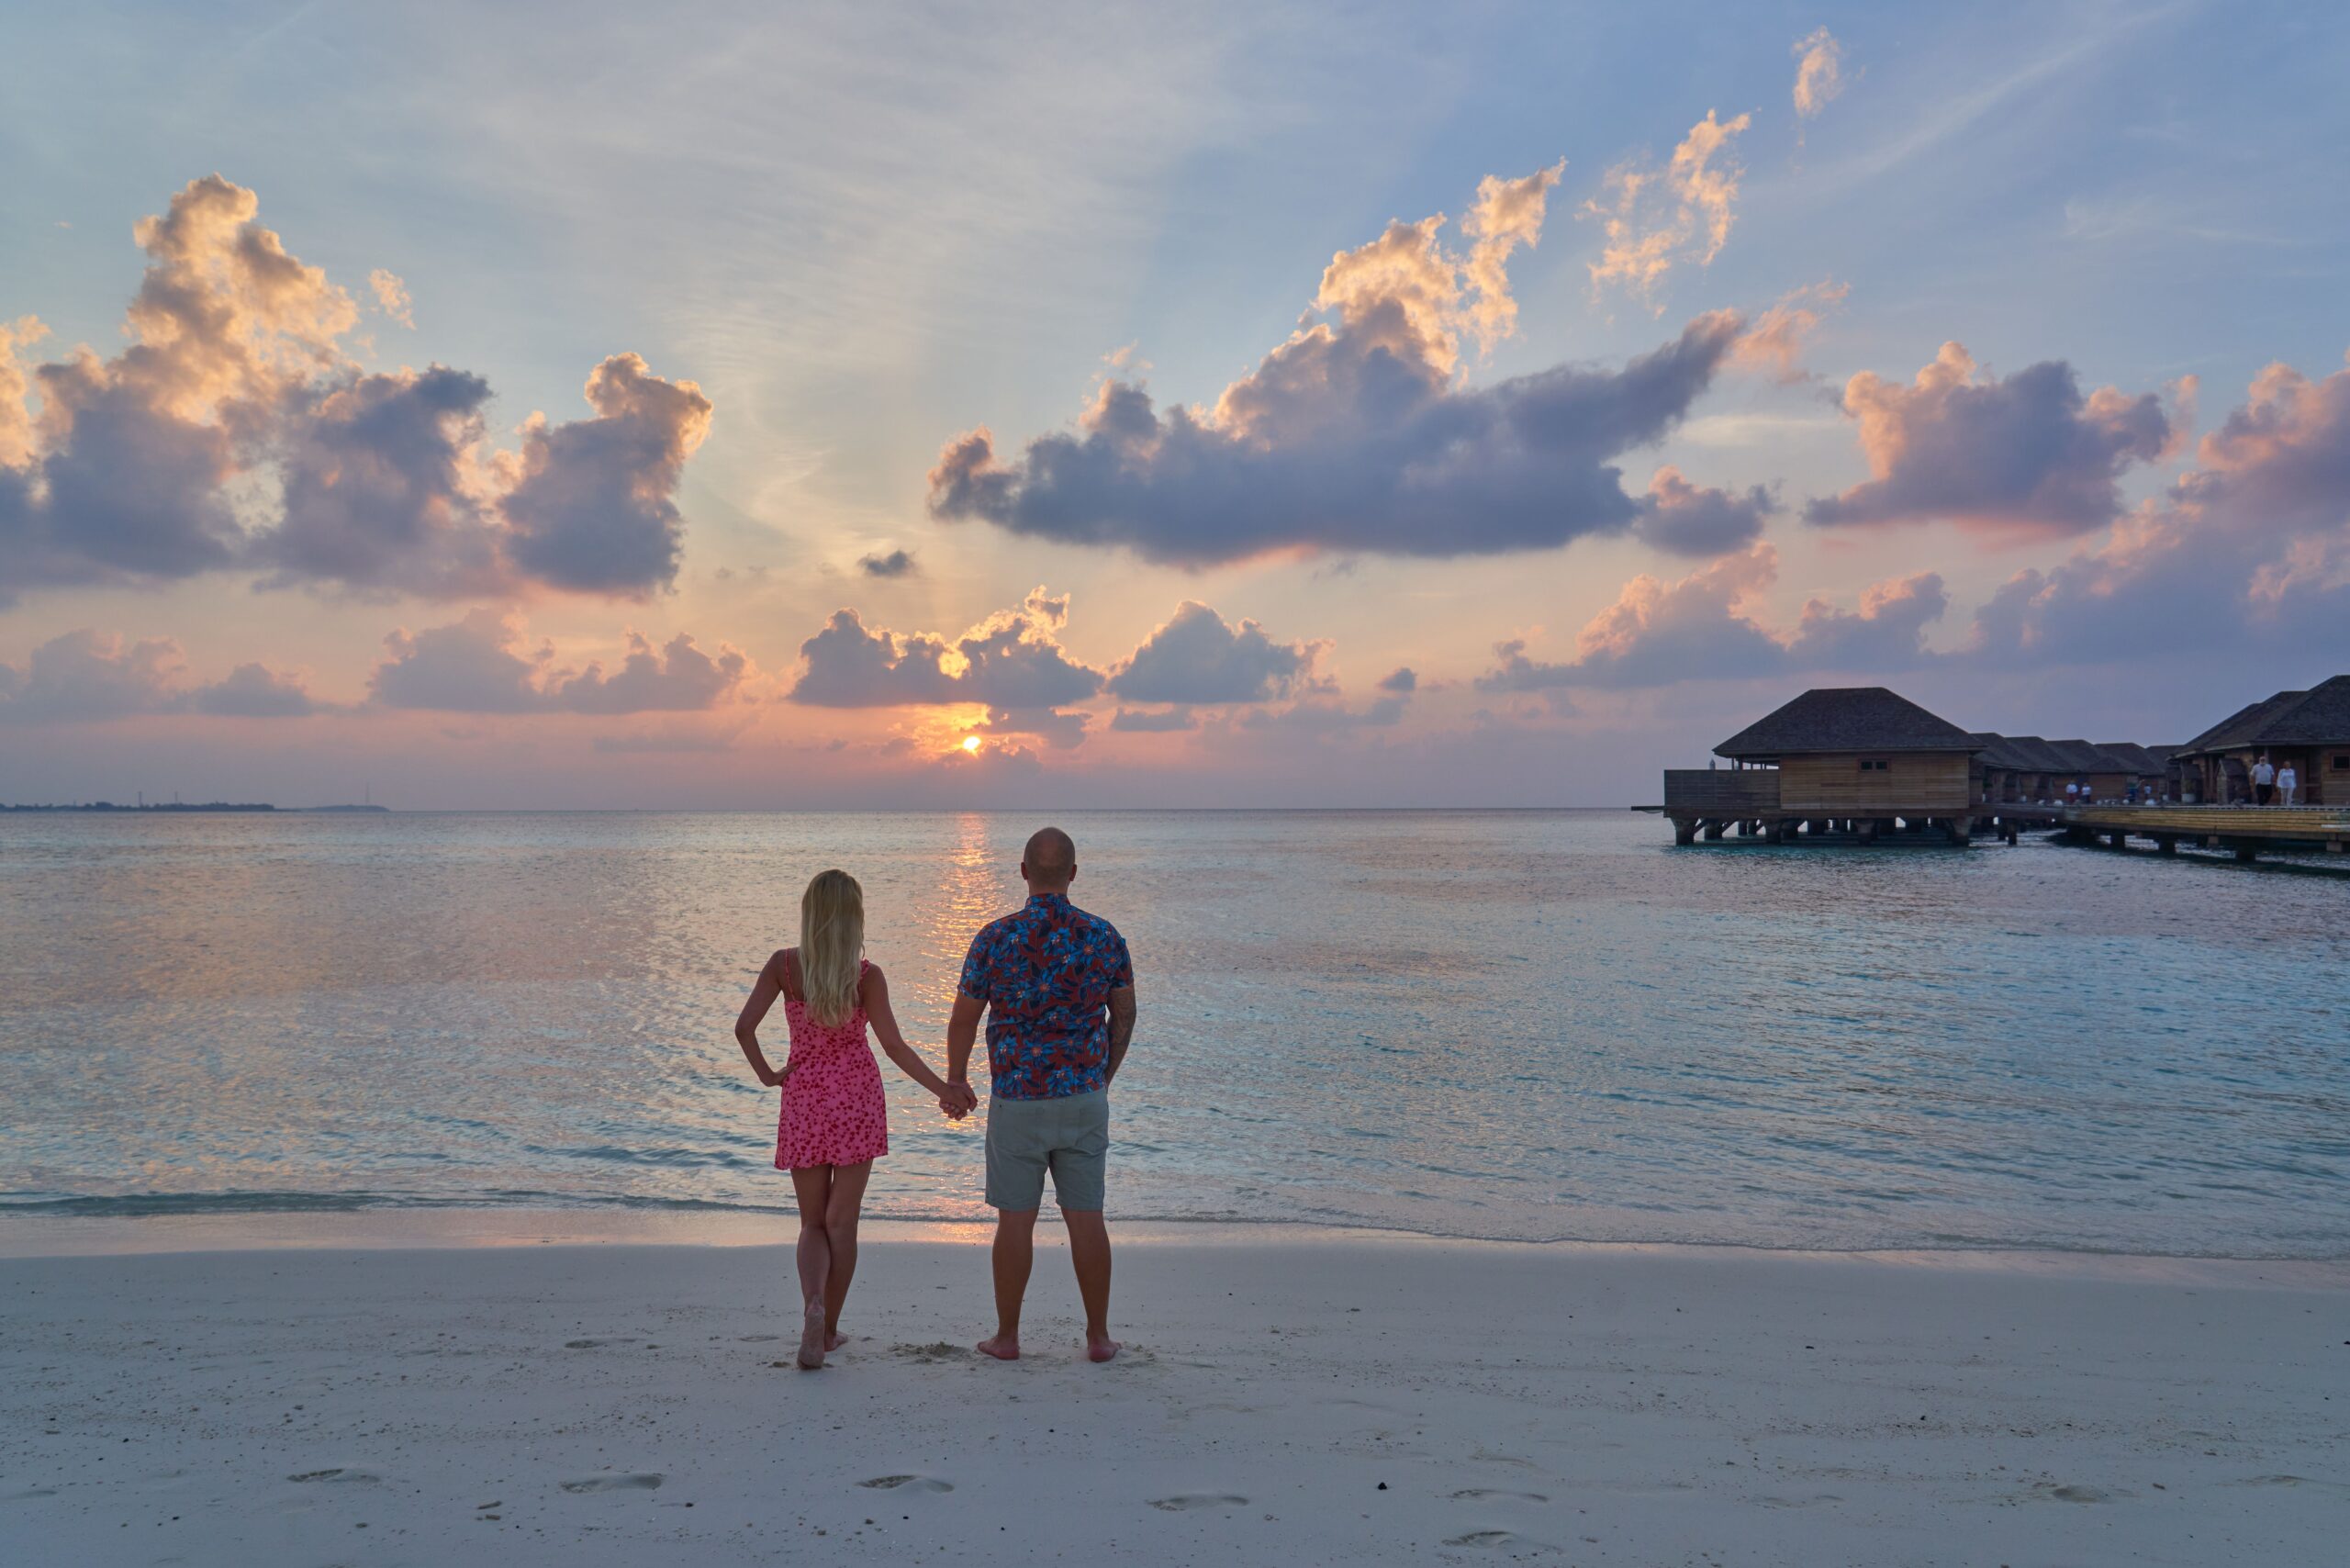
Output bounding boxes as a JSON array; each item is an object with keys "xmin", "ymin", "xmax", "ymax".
[
  {"xmin": 946, "ymin": 991, "xmax": 987, "ymax": 1092},
  {"xmin": 1102, "ymin": 984, "xmax": 1136, "ymax": 1087}
]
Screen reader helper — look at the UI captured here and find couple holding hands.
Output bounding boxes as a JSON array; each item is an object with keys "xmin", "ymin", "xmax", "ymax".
[{"xmin": 733, "ymin": 827, "xmax": 1136, "ymax": 1371}]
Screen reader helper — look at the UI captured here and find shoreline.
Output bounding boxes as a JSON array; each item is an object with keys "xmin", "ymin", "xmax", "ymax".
[{"xmin": 6, "ymin": 1206, "xmax": 2346, "ymax": 1288}]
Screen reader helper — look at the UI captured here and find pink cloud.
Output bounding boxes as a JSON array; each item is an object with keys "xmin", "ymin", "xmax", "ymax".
[
  {"xmin": 0, "ymin": 177, "xmax": 711, "ymax": 605},
  {"xmin": 1805, "ymin": 342, "xmax": 2186, "ymax": 538}
]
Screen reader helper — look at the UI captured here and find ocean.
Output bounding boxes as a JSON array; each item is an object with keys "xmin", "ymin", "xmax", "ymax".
[{"xmin": 2, "ymin": 809, "xmax": 2344, "ymax": 1256}]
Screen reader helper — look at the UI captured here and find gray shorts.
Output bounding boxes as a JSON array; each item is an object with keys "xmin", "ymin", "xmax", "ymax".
[{"xmin": 984, "ymin": 1089, "xmax": 1109, "ymax": 1213}]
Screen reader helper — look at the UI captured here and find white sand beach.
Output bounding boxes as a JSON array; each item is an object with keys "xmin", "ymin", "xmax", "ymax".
[{"xmin": 3, "ymin": 1222, "xmax": 2344, "ymax": 1566}]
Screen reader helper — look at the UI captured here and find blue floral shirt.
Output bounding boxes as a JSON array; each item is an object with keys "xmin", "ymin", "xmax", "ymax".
[{"xmin": 957, "ymin": 893, "xmax": 1134, "ymax": 1101}]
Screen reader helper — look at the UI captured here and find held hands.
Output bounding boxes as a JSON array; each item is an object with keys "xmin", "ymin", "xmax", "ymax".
[{"xmin": 937, "ymin": 1080, "xmax": 979, "ymax": 1121}]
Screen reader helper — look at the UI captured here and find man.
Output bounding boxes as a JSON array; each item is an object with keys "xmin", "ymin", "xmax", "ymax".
[
  {"xmin": 2252, "ymin": 754, "xmax": 2276, "ymax": 806},
  {"xmin": 947, "ymin": 827, "xmax": 1136, "ymax": 1363}
]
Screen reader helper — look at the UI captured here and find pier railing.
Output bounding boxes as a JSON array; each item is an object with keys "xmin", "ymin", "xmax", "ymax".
[{"xmin": 1662, "ymin": 769, "xmax": 1780, "ymax": 813}]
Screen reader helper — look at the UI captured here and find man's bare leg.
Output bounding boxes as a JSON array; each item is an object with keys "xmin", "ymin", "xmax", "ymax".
[
  {"xmin": 979, "ymin": 1207, "xmax": 1036, "ymax": 1360},
  {"xmin": 1063, "ymin": 1208, "xmax": 1118, "ymax": 1361}
]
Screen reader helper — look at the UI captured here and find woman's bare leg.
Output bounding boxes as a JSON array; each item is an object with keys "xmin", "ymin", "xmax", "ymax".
[
  {"xmin": 789, "ymin": 1164, "xmax": 834, "ymax": 1368},
  {"xmin": 821, "ymin": 1161, "xmax": 873, "ymax": 1348}
]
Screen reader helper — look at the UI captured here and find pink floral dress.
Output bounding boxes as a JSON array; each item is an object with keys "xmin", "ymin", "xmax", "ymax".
[{"xmin": 773, "ymin": 956, "xmax": 890, "ymax": 1170}]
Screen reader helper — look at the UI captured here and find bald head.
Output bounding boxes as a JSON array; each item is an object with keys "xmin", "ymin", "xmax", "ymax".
[{"xmin": 1022, "ymin": 826, "xmax": 1077, "ymax": 892}]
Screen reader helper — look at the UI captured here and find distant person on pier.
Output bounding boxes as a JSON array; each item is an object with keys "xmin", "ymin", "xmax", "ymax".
[
  {"xmin": 2252, "ymin": 754, "xmax": 2277, "ymax": 806},
  {"xmin": 2065, "ymin": 779, "xmax": 2079, "ymax": 806},
  {"xmin": 2277, "ymin": 761, "xmax": 2299, "ymax": 808}
]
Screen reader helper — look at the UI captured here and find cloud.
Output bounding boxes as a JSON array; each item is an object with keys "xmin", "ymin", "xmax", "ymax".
[
  {"xmin": 1726, "ymin": 280, "xmax": 1848, "ymax": 384},
  {"xmin": 369, "ymin": 610, "xmax": 551, "ymax": 712},
  {"xmin": 1804, "ymin": 342, "xmax": 2185, "ymax": 537},
  {"xmin": 1476, "ymin": 544, "xmax": 1947, "ymax": 689},
  {"xmin": 497, "ymin": 353, "xmax": 713, "ymax": 596},
  {"xmin": 1962, "ymin": 349, "xmax": 2350, "ymax": 660},
  {"xmin": 369, "ymin": 609, "xmax": 752, "ymax": 712},
  {"xmin": 0, "ymin": 176, "xmax": 711, "ymax": 605},
  {"xmin": 0, "ymin": 629, "xmax": 315, "ymax": 722},
  {"xmin": 1109, "ymin": 705, "xmax": 1197, "ymax": 733},
  {"xmin": 550, "ymin": 630, "xmax": 750, "ymax": 713},
  {"xmin": 1105, "ymin": 601, "xmax": 1321, "ymax": 704},
  {"xmin": 929, "ymin": 171, "xmax": 1759, "ymax": 565},
  {"xmin": 1583, "ymin": 110, "xmax": 1751, "ymax": 310},
  {"xmin": 857, "ymin": 547, "xmax": 917, "ymax": 578},
  {"xmin": 1378, "ymin": 666, "xmax": 1417, "ymax": 694},
  {"xmin": 0, "ymin": 315, "xmax": 47, "ymax": 468},
  {"xmin": 368, "ymin": 269, "xmax": 415, "ymax": 329},
  {"xmin": 788, "ymin": 587, "xmax": 1104, "ymax": 710},
  {"xmin": 975, "ymin": 706, "xmax": 1091, "ymax": 750},
  {"xmin": 190, "ymin": 662, "xmax": 318, "ymax": 717},
  {"xmin": 1792, "ymin": 28, "xmax": 1846, "ymax": 121},
  {"xmin": 254, "ymin": 365, "xmax": 507, "ymax": 597},
  {"xmin": 1632, "ymin": 465, "xmax": 1775, "ymax": 556}
]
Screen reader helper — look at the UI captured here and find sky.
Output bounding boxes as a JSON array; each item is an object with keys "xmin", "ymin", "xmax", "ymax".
[{"xmin": 3, "ymin": 0, "xmax": 2348, "ymax": 808}]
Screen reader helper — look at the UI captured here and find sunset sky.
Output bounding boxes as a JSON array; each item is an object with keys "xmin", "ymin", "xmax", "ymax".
[{"xmin": 5, "ymin": 1, "xmax": 2347, "ymax": 808}]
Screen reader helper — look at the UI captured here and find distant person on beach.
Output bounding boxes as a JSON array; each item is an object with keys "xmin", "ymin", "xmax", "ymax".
[
  {"xmin": 2277, "ymin": 761, "xmax": 2299, "ymax": 808},
  {"xmin": 735, "ymin": 869, "xmax": 976, "ymax": 1370},
  {"xmin": 2252, "ymin": 755, "xmax": 2276, "ymax": 806},
  {"xmin": 947, "ymin": 827, "xmax": 1136, "ymax": 1364}
]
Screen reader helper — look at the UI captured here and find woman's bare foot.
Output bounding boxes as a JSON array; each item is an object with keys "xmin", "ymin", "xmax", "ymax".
[
  {"xmin": 797, "ymin": 1302, "xmax": 828, "ymax": 1370},
  {"xmin": 824, "ymin": 1328, "xmax": 848, "ymax": 1352},
  {"xmin": 1086, "ymin": 1333, "xmax": 1121, "ymax": 1363},
  {"xmin": 976, "ymin": 1334, "xmax": 1020, "ymax": 1361}
]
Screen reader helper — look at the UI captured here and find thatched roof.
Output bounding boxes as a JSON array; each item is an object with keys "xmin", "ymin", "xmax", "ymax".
[
  {"xmin": 2178, "ymin": 675, "xmax": 2350, "ymax": 754},
  {"xmin": 2093, "ymin": 742, "xmax": 2171, "ymax": 776},
  {"xmin": 2044, "ymin": 738, "xmax": 2129, "ymax": 774},
  {"xmin": 1996, "ymin": 735, "xmax": 2073, "ymax": 775},
  {"xmin": 1969, "ymin": 734, "xmax": 2044, "ymax": 771},
  {"xmin": 1715, "ymin": 688, "xmax": 1978, "ymax": 759}
]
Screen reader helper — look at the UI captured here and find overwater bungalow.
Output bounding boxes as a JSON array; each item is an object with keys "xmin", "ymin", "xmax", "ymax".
[
  {"xmin": 1969, "ymin": 734, "xmax": 2050, "ymax": 807},
  {"xmin": 2171, "ymin": 675, "xmax": 2350, "ymax": 806},
  {"xmin": 1994, "ymin": 735, "xmax": 2073, "ymax": 804},
  {"xmin": 2042, "ymin": 739, "xmax": 2132, "ymax": 802},
  {"xmin": 2092, "ymin": 742, "xmax": 2173, "ymax": 801},
  {"xmin": 1660, "ymin": 687, "xmax": 1984, "ymax": 844}
]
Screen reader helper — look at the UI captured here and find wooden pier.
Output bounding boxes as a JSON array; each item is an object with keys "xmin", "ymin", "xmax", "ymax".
[{"xmin": 2054, "ymin": 805, "xmax": 2350, "ymax": 860}]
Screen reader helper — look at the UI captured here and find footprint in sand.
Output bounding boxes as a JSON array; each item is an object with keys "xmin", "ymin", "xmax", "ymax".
[
  {"xmin": 563, "ymin": 1338, "xmax": 638, "ymax": 1350},
  {"xmin": 1449, "ymin": 1488, "xmax": 1549, "ymax": 1503},
  {"xmin": 287, "ymin": 1468, "xmax": 380, "ymax": 1484},
  {"xmin": 1443, "ymin": 1529, "xmax": 1524, "ymax": 1548},
  {"xmin": 737, "ymin": 1335, "xmax": 779, "ymax": 1343},
  {"xmin": 560, "ymin": 1473, "xmax": 665, "ymax": 1494},
  {"xmin": 1148, "ymin": 1494, "xmax": 1248, "ymax": 1511},
  {"xmin": 2027, "ymin": 1482, "xmax": 2119, "ymax": 1505},
  {"xmin": 858, "ymin": 1475, "xmax": 954, "ymax": 1494},
  {"xmin": 891, "ymin": 1342, "xmax": 968, "ymax": 1364}
]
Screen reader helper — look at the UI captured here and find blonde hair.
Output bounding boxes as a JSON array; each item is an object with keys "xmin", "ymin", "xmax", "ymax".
[{"xmin": 798, "ymin": 869, "xmax": 866, "ymax": 1026}]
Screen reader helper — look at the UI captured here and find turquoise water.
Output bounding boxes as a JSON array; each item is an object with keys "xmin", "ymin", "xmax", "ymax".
[{"xmin": 1, "ymin": 810, "xmax": 2344, "ymax": 1255}]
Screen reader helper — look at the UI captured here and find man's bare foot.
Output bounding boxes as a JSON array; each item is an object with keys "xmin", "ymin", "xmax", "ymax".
[
  {"xmin": 1086, "ymin": 1334, "xmax": 1121, "ymax": 1363},
  {"xmin": 976, "ymin": 1334, "xmax": 1020, "ymax": 1361},
  {"xmin": 797, "ymin": 1302, "xmax": 827, "ymax": 1370}
]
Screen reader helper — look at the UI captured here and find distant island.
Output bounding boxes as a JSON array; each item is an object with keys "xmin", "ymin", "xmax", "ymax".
[{"xmin": 1, "ymin": 801, "xmax": 390, "ymax": 813}]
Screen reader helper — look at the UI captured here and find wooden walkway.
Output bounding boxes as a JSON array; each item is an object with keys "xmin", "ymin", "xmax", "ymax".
[{"xmin": 2058, "ymin": 804, "xmax": 2349, "ymax": 859}]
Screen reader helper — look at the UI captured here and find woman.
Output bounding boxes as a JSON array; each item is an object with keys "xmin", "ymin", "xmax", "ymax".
[{"xmin": 734, "ymin": 869, "xmax": 972, "ymax": 1369}]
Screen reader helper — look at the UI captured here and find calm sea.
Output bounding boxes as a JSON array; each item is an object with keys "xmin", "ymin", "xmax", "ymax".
[{"xmin": 2, "ymin": 810, "xmax": 2344, "ymax": 1257}]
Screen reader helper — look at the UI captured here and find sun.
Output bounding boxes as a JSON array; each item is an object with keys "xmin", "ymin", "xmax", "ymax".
[{"xmin": 960, "ymin": 734, "xmax": 983, "ymax": 754}]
